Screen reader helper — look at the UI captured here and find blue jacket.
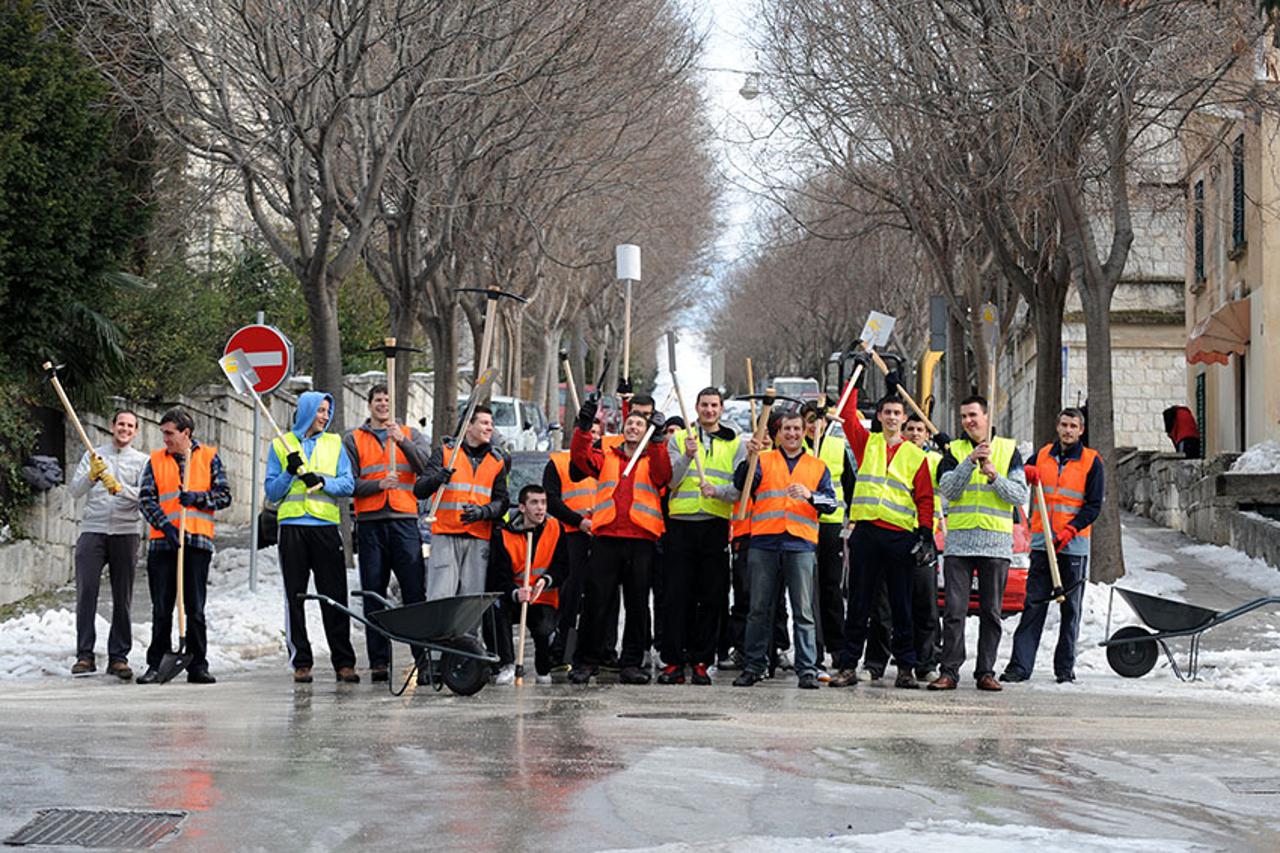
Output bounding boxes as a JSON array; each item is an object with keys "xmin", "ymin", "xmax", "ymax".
[{"xmin": 265, "ymin": 391, "xmax": 354, "ymax": 526}]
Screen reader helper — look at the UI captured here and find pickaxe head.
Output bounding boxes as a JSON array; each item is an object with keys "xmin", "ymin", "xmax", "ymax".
[
  {"xmin": 41, "ymin": 361, "xmax": 65, "ymax": 380},
  {"xmin": 734, "ymin": 393, "xmax": 804, "ymax": 409},
  {"xmin": 455, "ymin": 286, "xmax": 529, "ymax": 305},
  {"xmin": 666, "ymin": 330, "xmax": 678, "ymax": 374},
  {"xmin": 364, "ymin": 338, "xmax": 423, "ymax": 358}
]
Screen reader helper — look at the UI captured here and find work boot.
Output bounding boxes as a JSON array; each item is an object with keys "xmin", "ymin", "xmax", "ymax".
[
  {"xmin": 927, "ymin": 675, "xmax": 958, "ymax": 691},
  {"xmin": 335, "ymin": 666, "xmax": 360, "ymax": 684},
  {"xmin": 370, "ymin": 665, "xmax": 389, "ymax": 683},
  {"xmin": 135, "ymin": 666, "xmax": 160, "ymax": 685},
  {"xmin": 619, "ymin": 665, "xmax": 651, "ymax": 685},
  {"xmin": 657, "ymin": 664, "xmax": 685, "ymax": 685},
  {"xmin": 828, "ymin": 668, "xmax": 859, "ymax": 688},
  {"xmin": 71, "ymin": 658, "xmax": 95, "ymax": 676},
  {"xmin": 691, "ymin": 664, "xmax": 712, "ymax": 686},
  {"xmin": 976, "ymin": 674, "xmax": 1003, "ymax": 692},
  {"xmin": 732, "ymin": 671, "xmax": 762, "ymax": 687},
  {"xmin": 187, "ymin": 670, "xmax": 217, "ymax": 685},
  {"xmin": 293, "ymin": 667, "xmax": 313, "ymax": 684},
  {"xmin": 894, "ymin": 667, "xmax": 919, "ymax": 689},
  {"xmin": 107, "ymin": 661, "xmax": 133, "ymax": 681}
]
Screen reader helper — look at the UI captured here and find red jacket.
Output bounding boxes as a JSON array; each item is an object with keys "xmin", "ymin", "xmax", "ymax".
[
  {"xmin": 570, "ymin": 427, "xmax": 672, "ymax": 540},
  {"xmin": 839, "ymin": 387, "xmax": 933, "ymax": 532}
]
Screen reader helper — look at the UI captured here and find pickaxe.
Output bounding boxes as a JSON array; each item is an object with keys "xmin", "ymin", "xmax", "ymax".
[
  {"xmin": 42, "ymin": 361, "xmax": 121, "ymax": 496},
  {"xmin": 515, "ymin": 528, "xmax": 534, "ymax": 687},
  {"xmin": 560, "ymin": 350, "xmax": 582, "ymax": 415},
  {"xmin": 620, "ymin": 388, "xmax": 676, "ymax": 479},
  {"xmin": 733, "ymin": 387, "xmax": 777, "ymax": 521},
  {"xmin": 364, "ymin": 338, "xmax": 423, "ymax": 460},
  {"xmin": 745, "ymin": 357, "xmax": 757, "ymax": 431},
  {"xmin": 423, "ymin": 367, "xmax": 497, "ymax": 526},
  {"xmin": 667, "ymin": 331, "xmax": 705, "ymax": 484},
  {"xmin": 218, "ymin": 350, "xmax": 323, "ymax": 492},
  {"xmin": 457, "ymin": 286, "xmax": 529, "ymax": 392},
  {"xmin": 1029, "ymin": 480, "xmax": 1087, "ymax": 606},
  {"xmin": 980, "ymin": 301, "xmax": 999, "ymax": 443}
]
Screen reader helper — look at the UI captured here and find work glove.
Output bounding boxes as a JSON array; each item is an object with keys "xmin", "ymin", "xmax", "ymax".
[
  {"xmin": 460, "ymin": 504, "xmax": 485, "ymax": 524},
  {"xmin": 299, "ymin": 471, "xmax": 325, "ymax": 490},
  {"xmin": 931, "ymin": 431, "xmax": 951, "ymax": 450},
  {"xmin": 884, "ymin": 368, "xmax": 904, "ymax": 393},
  {"xmin": 88, "ymin": 454, "xmax": 108, "ymax": 482},
  {"xmin": 616, "ymin": 377, "xmax": 633, "ymax": 396},
  {"xmin": 160, "ymin": 523, "xmax": 182, "ymax": 549},
  {"xmin": 1024, "ymin": 464, "xmax": 1040, "ymax": 487},
  {"xmin": 1053, "ymin": 525, "xmax": 1078, "ymax": 552},
  {"xmin": 911, "ymin": 525, "xmax": 937, "ymax": 567},
  {"xmin": 98, "ymin": 472, "xmax": 122, "ymax": 495},
  {"xmin": 178, "ymin": 491, "xmax": 200, "ymax": 508},
  {"xmin": 576, "ymin": 392, "xmax": 600, "ymax": 431},
  {"xmin": 648, "ymin": 412, "xmax": 667, "ymax": 442},
  {"xmin": 285, "ymin": 452, "xmax": 305, "ymax": 476}
]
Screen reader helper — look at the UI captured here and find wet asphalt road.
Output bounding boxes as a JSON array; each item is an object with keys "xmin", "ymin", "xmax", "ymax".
[{"xmin": 1, "ymin": 668, "xmax": 1277, "ymax": 852}]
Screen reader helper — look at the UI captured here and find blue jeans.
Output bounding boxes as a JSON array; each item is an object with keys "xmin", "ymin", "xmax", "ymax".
[
  {"xmin": 1006, "ymin": 550, "xmax": 1088, "ymax": 679},
  {"xmin": 743, "ymin": 547, "xmax": 817, "ymax": 677},
  {"xmin": 357, "ymin": 518, "xmax": 426, "ymax": 668}
]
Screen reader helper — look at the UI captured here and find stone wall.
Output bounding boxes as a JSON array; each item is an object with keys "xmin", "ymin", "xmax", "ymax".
[{"xmin": 0, "ymin": 373, "xmax": 433, "ymax": 606}]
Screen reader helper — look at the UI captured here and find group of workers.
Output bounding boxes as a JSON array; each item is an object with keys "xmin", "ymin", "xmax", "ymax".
[{"xmin": 68, "ymin": 347, "xmax": 1105, "ymax": 692}]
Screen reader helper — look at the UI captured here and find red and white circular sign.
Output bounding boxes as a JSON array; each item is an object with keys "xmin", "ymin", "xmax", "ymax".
[{"xmin": 223, "ymin": 325, "xmax": 294, "ymax": 394}]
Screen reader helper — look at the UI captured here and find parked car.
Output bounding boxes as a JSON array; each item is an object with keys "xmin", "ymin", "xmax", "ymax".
[
  {"xmin": 769, "ymin": 376, "xmax": 821, "ymax": 403},
  {"xmin": 457, "ymin": 395, "xmax": 551, "ymax": 453},
  {"xmin": 935, "ymin": 511, "xmax": 1031, "ymax": 616}
]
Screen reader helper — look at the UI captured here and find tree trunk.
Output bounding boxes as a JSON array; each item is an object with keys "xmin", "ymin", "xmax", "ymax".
[
  {"xmin": 1079, "ymin": 280, "xmax": 1125, "ymax": 584},
  {"xmin": 392, "ymin": 310, "xmax": 418, "ymax": 425},
  {"xmin": 424, "ymin": 308, "xmax": 459, "ymax": 448},
  {"xmin": 945, "ymin": 310, "xmax": 969, "ymax": 435},
  {"xmin": 1031, "ymin": 292, "xmax": 1066, "ymax": 446},
  {"xmin": 306, "ymin": 274, "xmax": 345, "ymax": 431}
]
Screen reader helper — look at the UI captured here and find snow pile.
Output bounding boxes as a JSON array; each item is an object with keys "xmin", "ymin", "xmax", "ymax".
[
  {"xmin": 1229, "ymin": 440, "xmax": 1280, "ymax": 473},
  {"xmin": 610, "ymin": 820, "xmax": 1209, "ymax": 852},
  {"xmin": 0, "ymin": 545, "xmax": 365, "ymax": 678},
  {"xmin": 1176, "ymin": 541, "xmax": 1280, "ymax": 597}
]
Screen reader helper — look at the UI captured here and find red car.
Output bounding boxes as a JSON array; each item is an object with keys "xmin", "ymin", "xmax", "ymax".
[{"xmin": 935, "ymin": 513, "xmax": 1030, "ymax": 615}]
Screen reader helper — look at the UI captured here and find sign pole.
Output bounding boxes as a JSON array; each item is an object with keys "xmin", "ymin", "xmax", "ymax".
[{"xmin": 249, "ymin": 311, "xmax": 264, "ymax": 593}]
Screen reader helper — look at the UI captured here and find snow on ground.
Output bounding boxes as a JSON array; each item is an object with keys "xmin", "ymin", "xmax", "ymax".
[
  {"xmin": 1229, "ymin": 440, "xmax": 1280, "ymax": 473},
  {"xmin": 0, "ymin": 546, "xmax": 364, "ymax": 678},
  {"xmin": 610, "ymin": 820, "xmax": 1210, "ymax": 852}
]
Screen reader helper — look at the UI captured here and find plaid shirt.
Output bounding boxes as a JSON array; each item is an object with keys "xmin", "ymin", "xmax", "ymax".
[{"xmin": 138, "ymin": 439, "xmax": 233, "ymax": 553}]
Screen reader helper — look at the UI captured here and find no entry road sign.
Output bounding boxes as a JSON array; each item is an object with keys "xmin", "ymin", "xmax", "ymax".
[{"xmin": 223, "ymin": 325, "xmax": 293, "ymax": 394}]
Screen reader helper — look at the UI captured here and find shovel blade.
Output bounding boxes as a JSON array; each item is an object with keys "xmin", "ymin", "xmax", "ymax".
[
  {"xmin": 1028, "ymin": 577, "xmax": 1086, "ymax": 607},
  {"xmin": 156, "ymin": 645, "xmax": 189, "ymax": 684}
]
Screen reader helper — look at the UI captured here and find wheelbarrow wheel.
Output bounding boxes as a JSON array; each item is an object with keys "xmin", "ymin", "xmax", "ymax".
[
  {"xmin": 442, "ymin": 636, "xmax": 488, "ymax": 696},
  {"xmin": 1107, "ymin": 626, "xmax": 1158, "ymax": 678}
]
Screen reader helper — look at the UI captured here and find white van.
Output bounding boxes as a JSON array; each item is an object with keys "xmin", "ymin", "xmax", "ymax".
[{"xmin": 457, "ymin": 395, "xmax": 550, "ymax": 452}]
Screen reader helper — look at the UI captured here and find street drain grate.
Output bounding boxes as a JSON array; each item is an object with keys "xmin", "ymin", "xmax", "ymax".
[
  {"xmin": 4, "ymin": 808, "xmax": 186, "ymax": 848},
  {"xmin": 1220, "ymin": 778, "xmax": 1280, "ymax": 795},
  {"xmin": 616, "ymin": 711, "xmax": 731, "ymax": 721}
]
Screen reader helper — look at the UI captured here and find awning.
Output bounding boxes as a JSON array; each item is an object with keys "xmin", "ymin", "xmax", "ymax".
[{"xmin": 1186, "ymin": 297, "xmax": 1250, "ymax": 365}]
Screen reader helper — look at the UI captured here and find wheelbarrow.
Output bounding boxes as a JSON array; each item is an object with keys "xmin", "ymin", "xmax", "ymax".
[
  {"xmin": 301, "ymin": 590, "xmax": 500, "ymax": 696},
  {"xmin": 1100, "ymin": 587, "xmax": 1280, "ymax": 681}
]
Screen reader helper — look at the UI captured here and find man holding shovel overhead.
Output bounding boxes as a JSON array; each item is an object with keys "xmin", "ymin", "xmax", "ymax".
[
  {"xmin": 1001, "ymin": 407, "xmax": 1103, "ymax": 685},
  {"xmin": 136, "ymin": 408, "xmax": 231, "ymax": 685},
  {"xmin": 265, "ymin": 391, "xmax": 358, "ymax": 685}
]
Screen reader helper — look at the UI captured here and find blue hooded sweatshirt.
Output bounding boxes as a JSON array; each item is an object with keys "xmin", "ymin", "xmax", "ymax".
[{"xmin": 265, "ymin": 391, "xmax": 355, "ymax": 526}]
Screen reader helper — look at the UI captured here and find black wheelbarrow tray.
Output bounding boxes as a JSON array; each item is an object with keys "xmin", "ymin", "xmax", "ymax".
[
  {"xmin": 301, "ymin": 590, "xmax": 500, "ymax": 696},
  {"xmin": 1099, "ymin": 586, "xmax": 1280, "ymax": 681}
]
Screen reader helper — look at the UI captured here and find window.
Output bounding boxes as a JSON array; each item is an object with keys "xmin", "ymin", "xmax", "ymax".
[
  {"xmin": 1193, "ymin": 180, "xmax": 1205, "ymax": 284},
  {"xmin": 1232, "ymin": 134, "xmax": 1245, "ymax": 251}
]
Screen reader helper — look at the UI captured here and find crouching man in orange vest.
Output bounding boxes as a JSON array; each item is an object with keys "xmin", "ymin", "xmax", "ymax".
[
  {"xmin": 730, "ymin": 410, "xmax": 837, "ymax": 690},
  {"xmin": 568, "ymin": 396, "xmax": 671, "ymax": 685},
  {"xmin": 136, "ymin": 408, "xmax": 232, "ymax": 685},
  {"xmin": 489, "ymin": 484, "xmax": 568, "ymax": 685}
]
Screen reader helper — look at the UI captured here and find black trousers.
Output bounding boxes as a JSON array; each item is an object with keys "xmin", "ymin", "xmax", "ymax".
[
  {"xmin": 661, "ymin": 518, "xmax": 730, "ymax": 667},
  {"xmin": 146, "ymin": 546, "xmax": 212, "ymax": 672},
  {"xmin": 863, "ymin": 554, "xmax": 938, "ymax": 674},
  {"xmin": 813, "ymin": 523, "xmax": 846, "ymax": 663},
  {"xmin": 497, "ymin": 601, "xmax": 557, "ymax": 676},
  {"xmin": 278, "ymin": 524, "xmax": 356, "ymax": 672},
  {"xmin": 74, "ymin": 532, "xmax": 138, "ymax": 663},
  {"xmin": 574, "ymin": 536, "xmax": 654, "ymax": 669},
  {"xmin": 838, "ymin": 524, "xmax": 918, "ymax": 670},
  {"xmin": 550, "ymin": 531, "xmax": 591, "ymax": 664}
]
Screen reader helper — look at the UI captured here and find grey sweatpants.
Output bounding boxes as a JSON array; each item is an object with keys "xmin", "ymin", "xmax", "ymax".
[
  {"xmin": 426, "ymin": 534, "xmax": 490, "ymax": 601},
  {"xmin": 75, "ymin": 532, "xmax": 139, "ymax": 663}
]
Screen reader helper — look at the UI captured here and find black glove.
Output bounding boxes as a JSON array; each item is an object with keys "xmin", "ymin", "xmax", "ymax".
[
  {"xmin": 884, "ymin": 369, "xmax": 904, "ymax": 392},
  {"xmin": 460, "ymin": 505, "xmax": 484, "ymax": 523},
  {"xmin": 648, "ymin": 412, "xmax": 666, "ymax": 442},
  {"xmin": 911, "ymin": 526, "xmax": 937, "ymax": 567},
  {"xmin": 300, "ymin": 471, "xmax": 324, "ymax": 489},
  {"xmin": 177, "ymin": 491, "xmax": 199, "ymax": 508},
  {"xmin": 161, "ymin": 523, "xmax": 182, "ymax": 549},
  {"xmin": 616, "ymin": 377, "xmax": 633, "ymax": 396},
  {"xmin": 576, "ymin": 392, "xmax": 600, "ymax": 431},
  {"xmin": 285, "ymin": 452, "xmax": 304, "ymax": 476},
  {"xmin": 932, "ymin": 431, "xmax": 951, "ymax": 449}
]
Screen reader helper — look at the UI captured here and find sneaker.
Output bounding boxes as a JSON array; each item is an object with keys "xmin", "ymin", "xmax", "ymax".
[
  {"xmin": 535, "ymin": 673, "xmax": 552, "ymax": 685},
  {"xmin": 732, "ymin": 671, "xmax": 762, "ymax": 687},
  {"xmin": 494, "ymin": 665, "xmax": 516, "ymax": 685},
  {"xmin": 999, "ymin": 669, "xmax": 1028, "ymax": 683},
  {"xmin": 915, "ymin": 667, "xmax": 937, "ymax": 682},
  {"xmin": 370, "ymin": 665, "xmax": 389, "ymax": 683},
  {"xmin": 717, "ymin": 653, "xmax": 738, "ymax": 671},
  {"xmin": 691, "ymin": 664, "xmax": 712, "ymax": 686},
  {"xmin": 71, "ymin": 658, "xmax": 95, "ymax": 676},
  {"xmin": 568, "ymin": 665, "xmax": 595, "ymax": 685},
  {"xmin": 865, "ymin": 668, "xmax": 884, "ymax": 682},
  {"xmin": 186, "ymin": 670, "xmax": 217, "ymax": 685},
  {"xmin": 619, "ymin": 665, "xmax": 651, "ymax": 685},
  {"xmin": 894, "ymin": 667, "xmax": 919, "ymax": 689},
  {"xmin": 335, "ymin": 666, "xmax": 360, "ymax": 684},
  {"xmin": 816, "ymin": 670, "xmax": 832, "ymax": 684},
  {"xmin": 797, "ymin": 672, "xmax": 820, "ymax": 690},
  {"xmin": 107, "ymin": 661, "xmax": 133, "ymax": 681},
  {"xmin": 777, "ymin": 649, "xmax": 794, "ymax": 671},
  {"xmin": 293, "ymin": 667, "xmax": 313, "ymax": 684},
  {"xmin": 656, "ymin": 664, "xmax": 685, "ymax": 685},
  {"xmin": 828, "ymin": 668, "xmax": 860, "ymax": 688}
]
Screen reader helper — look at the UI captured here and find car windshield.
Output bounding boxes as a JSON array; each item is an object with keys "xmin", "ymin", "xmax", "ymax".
[
  {"xmin": 508, "ymin": 452, "xmax": 548, "ymax": 497},
  {"xmin": 775, "ymin": 379, "xmax": 819, "ymax": 398}
]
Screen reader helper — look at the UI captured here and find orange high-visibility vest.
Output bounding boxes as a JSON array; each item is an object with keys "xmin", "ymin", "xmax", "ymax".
[
  {"xmin": 500, "ymin": 520, "xmax": 563, "ymax": 609},
  {"xmin": 352, "ymin": 427, "xmax": 417, "ymax": 516},
  {"xmin": 750, "ymin": 450, "xmax": 825, "ymax": 545},
  {"xmin": 148, "ymin": 446, "xmax": 217, "ymax": 540},
  {"xmin": 431, "ymin": 440, "xmax": 506, "ymax": 539},
  {"xmin": 592, "ymin": 447, "xmax": 664, "ymax": 537},
  {"xmin": 551, "ymin": 451, "xmax": 595, "ymax": 531},
  {"xmin": 732, "ymin": 496, "xmax": 753, "ymax": 540},
  {"xmin": 1028, "ymin": 443, "xmax": 1100, "ymax": 540},
  {"xmin": 601, "ymin": 434, "xmax": 625, "ymax": 452}
]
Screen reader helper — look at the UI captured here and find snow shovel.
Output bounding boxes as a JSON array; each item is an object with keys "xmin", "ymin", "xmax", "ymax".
[
  {"xmin": 157, "ymin": 450, "xmax": 193, "ymax": 683},
  {"xmin": 1030, "ymin": 480, "xmax": 1085, "ymax": 606},
  {"xmin": 514, "ymin": 529, "xmax": 533, "ymax": 687}
]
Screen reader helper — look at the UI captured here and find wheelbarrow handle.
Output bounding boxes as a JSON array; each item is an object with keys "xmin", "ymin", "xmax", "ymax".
[
  {"xmin": 298, "ymin": 592, "xmax": 381, "ymax": 632},
  {"xmin": 350, "ymin": 589, "xmax": 396, "ymax": 609}
]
